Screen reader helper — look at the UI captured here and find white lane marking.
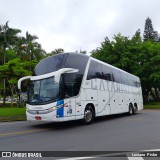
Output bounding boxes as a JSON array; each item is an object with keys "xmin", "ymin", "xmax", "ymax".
[
  {"xmin": 125, "ymin": 118, "xmax": 145, "ymax": 121},
  {"xmin": 142, "ymin": 149, "xmax": 160, "ymax": 151},
  {"xmin": 127, "ymin": 157, "xmax": 144, "ymax": 160},
  {"xmin": 56, "ymin": 151, "xmax": 130, "ymax": 160},
  {"xmin": 0, "ymin": 121, "xmax": 27, "ymax": 126},
  {"xmin": 127, "ymin": 149, "xmax": 160, "ymax": 160},
  {"xmin": 57, "ymin": 157, "xmax": 95, "ymax": 160}
]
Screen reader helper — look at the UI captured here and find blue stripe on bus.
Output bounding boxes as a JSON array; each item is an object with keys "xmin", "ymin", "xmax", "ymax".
[{"xmin": 56, "ymin": 100, "xmax": 64, "ymax": 118}]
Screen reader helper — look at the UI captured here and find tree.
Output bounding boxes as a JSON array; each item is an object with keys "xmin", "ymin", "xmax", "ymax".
[
  {"xmin": 0, "ymin": 58, "xmax": 37, "ymax": 107},
  {"xmin": 91, "ymin": 31, "xmax": 160, "ymax": 102},
  {"xmin": 47, "ymin": 48, "xmax": 64, "ymax": 56},
  {"xmin": 91, "ymin": 34, "xmax": 131, "ymax": 71},
  {"xmin": 91, "ymin": 37, "xmax": 113, "ymax": 64},
  {"xmin": 17, "ymin": 31, "xmax": 46, "ymax": 61},
  {"xmin": 0, "ymin": 21, "xmax": 21, "ymax": 105},
  {"xmin": 0, "ymin": 22, "xmax": 49, "ymax": 106},
  {"xmin": 143, "ymin": 17, "xmax": 159, "ymax": 42}
]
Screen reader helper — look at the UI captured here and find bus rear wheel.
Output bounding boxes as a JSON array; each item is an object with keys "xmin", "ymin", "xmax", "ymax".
[
  {"xmin": 128, "ymin": 104, "xmax": 134, "ymax": 116},
  {"xmin": 83, "ymin": 106, "xmax": 94, "ymax": 124},
  {"xmin": 134, "ymin": 103, "xmax": 138, "ymax": 114}
]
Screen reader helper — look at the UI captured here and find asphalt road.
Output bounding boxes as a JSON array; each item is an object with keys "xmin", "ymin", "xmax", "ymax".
[{"xmin": 0, "ymin": 110, "xmax": 160, "ymax": 159}]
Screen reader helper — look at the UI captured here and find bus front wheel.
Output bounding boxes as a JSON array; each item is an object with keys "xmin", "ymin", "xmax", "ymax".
[{"xmin": 83, "ymin": 106, "xmax": 94, "ymax": 124}]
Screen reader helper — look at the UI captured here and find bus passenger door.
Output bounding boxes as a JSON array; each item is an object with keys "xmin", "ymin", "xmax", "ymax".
[
  {"xmin": 75, "ymin": 96, "xmax": 82, "ymax": 119},
  {"xmin": 60, "ymin": 73, "xmax": 77, "ymax": 120},
  {"xmin": 64, "ymin": 98, "xmax": 76, "ymax": 120}
]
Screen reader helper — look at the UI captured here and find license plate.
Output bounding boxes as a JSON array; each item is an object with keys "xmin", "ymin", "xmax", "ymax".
[{"xmin": 35, "ymin": 116, "xmax": 42, "ymax": 120}]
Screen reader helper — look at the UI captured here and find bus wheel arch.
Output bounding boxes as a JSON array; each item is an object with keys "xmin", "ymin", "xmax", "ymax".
[{"xmin": 83, "ymin": 103, "xmax": 95, "ymax": 124}]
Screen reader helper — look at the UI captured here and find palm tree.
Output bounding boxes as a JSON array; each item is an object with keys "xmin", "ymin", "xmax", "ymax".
[
  {"xmin": 0, "ymin": 21, "xmax": 21, "ymax": 105},
  {"xmin": 19, "ymin": 31, "xmax": 46, "ymax": 61},
  {"xmin": 48, "ymin": 48, "xmax": 64, "ymax": 56}
]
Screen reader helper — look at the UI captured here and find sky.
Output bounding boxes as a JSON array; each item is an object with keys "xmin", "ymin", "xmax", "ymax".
[{"xmin": 1, "ymin": 0, "xmax": 160, "ymax": 53}]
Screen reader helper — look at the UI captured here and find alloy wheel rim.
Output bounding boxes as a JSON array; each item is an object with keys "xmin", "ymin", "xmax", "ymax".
[{"xmin": 85, "ymin": 110, "xmax": 92, "ymax": 122}]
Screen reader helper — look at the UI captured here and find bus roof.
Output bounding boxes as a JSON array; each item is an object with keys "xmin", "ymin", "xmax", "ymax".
[
  {"xmin": 34, "ymin": 52, "xmax": 138, "ymax": 79},
  {"xmin": 34, "ymin": 52, "xmax": 89, "ymax": 76}
]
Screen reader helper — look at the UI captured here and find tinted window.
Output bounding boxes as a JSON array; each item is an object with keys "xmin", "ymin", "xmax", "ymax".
[
  {"xmin": 134, "ymin": 77, "xmax": 141, "ymax": 87},
  {"xmin": 35, "ymin": 54, "xmax": 68, "ymax": 75},
  {"xmin": 61, "ymin": 73, "xmax": 82, "ymax": 98},
  {"xmin": 112, "ymin": 69, "xmax": 121, "ymax": 83},
  {"xmin": 101, "ymin": 64, "xmax": 112, "ymax": 81},
  {"xmin": 87, "ymin": 60, "xmax": 102, "ymax": 80},
  {"xmin": 138, "ymin": 81, "xmax": 141, "ymax": 88},
  {"xmin": 134, "ymin": 81, "xmax": 137, "ymax": 87},
  {"xmin": 128, "ymin": 75, "xmax": 135, "ymax": 86},
  {"xmin": 120, "ymin": 72, "xmax": 128, "ymax": 85},
  {"xmin": 34, "ymin": 53, "xmax": 89, "ymax": 76},
  {"xmin": 64, "ymin": 54, "xmax": 89, "ymax": 93},
  {"xmin": 64, "ymin": 53, "xmax": 89, "ymax": 75},
  {"xmin": 28, "ymin": 77, "xmax": 60, "ymax": 105}
]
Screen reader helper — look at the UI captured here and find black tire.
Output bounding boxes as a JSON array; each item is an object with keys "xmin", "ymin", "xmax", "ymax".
[
  {"xmin": 83, "ymin": 106, "xmax": 95, "ymax": 124},
  {"xmin": 133, "ymin": 104, "xmax": 138, "ymax": 114},
  {"xmin": 128, "ymin": 104, "xmax": 134, "ymax": 116}
]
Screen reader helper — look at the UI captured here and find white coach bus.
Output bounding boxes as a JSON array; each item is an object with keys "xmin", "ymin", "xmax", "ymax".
[{"xmin": 18, "ymin": 53, "xmax": 143, "ymax": 124}]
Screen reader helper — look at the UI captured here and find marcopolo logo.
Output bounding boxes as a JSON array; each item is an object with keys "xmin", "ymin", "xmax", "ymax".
[{"xmin": 85, "ymin": 79, "xmax": 140, "ymax": 93}]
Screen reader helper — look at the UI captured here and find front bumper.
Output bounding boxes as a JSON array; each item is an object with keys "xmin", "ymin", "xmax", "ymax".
[{"xmin": 26, "ymin": 111, "xmax": 64, "ymax": 122}]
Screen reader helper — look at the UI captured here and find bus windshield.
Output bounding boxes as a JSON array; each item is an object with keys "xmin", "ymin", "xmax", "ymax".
[{"xmin": 28, "ymin": 76, "xmax": 60, "ymax": 104}]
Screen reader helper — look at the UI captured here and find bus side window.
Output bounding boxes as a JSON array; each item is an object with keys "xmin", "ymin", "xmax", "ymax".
[
  {"xmin": 101, "ymin": 64, "xmax": 112, "ymax": 81},
  {"xmin": 134, "ymin": 77, "xmax": 140, "ymax": 88},
  {"xmin": 128, "ymin": 75, "xmax": 135, "ymax": 87},
  {"xmin": 63, "ymin": 73, "xmax": 82, "ymax": 98},
  {"xmin": 112, "ymin": 74, "xmax": 115, "ymax": 82},
  {"xmin": 87, "ymin": 60, "xmax": 102, "ymax": 80},
  {"xmin": 121, "ymin": 72, "xmax": 129, "ymax": 85},
  {"xmin": 112, "ymin": 69, "xmax": 121, "ymax": 83}
]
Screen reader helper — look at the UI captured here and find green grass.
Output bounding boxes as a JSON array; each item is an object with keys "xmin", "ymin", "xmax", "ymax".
[
  {"xmin": 0, "ymin": 107, "xmax": 26, "ymax": 116},
  {"xmin": 144, "ymin": 102, "xmax": 160, "ymax": 109},
  {"xmin": 0, "ymin": 107, "xmax": 26, "ymax": 121}
]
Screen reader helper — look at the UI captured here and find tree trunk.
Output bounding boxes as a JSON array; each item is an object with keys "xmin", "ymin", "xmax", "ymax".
[
  {"xmin": 155, "ymin": 88, "xmax": 160, "ymax": 102},
  {"xmin": 3, "ymin": 45, "xmax": 6, "ymax": 106},
  {"xmin": 11, "ymin": 88, "xmax": 13, "ymax": 107},
  {"xmin": 150, "ymin": 89, "xmax": 156, "ymax": 102},
  {"xmin": 3, "ymin": 78, "xmax": 6, "ymax": 106}
]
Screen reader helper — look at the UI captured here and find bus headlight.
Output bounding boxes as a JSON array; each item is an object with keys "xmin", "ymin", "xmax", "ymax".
[
  {"xmin": 47, "ymin": 106, "xmax": 57, "ymax": 112},
  {"xmin": 47, "ymin": 104, "xmax": 63, "ymax": 113}
]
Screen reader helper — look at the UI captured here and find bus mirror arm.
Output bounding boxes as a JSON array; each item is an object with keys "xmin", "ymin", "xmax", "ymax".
[
  {"xmin": 54, "ymin": 75, "xmax": 60, "ymax": 83},
  {"xmin": 18, "ymin": 76, "xmax": 32, "ymax": 90},
  {"xmin": 64, "ymin": 68, "xmax": 79, "ymax": 73},
  {"xmin": 54, "ymin": 68, "xmax": 79, "ymax": 83}
]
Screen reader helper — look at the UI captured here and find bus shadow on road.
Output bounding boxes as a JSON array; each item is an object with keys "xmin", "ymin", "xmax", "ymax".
[
  {"xmin": 29, "ymin": 120, "xmax": 85, "ymax": 130},
  {"xmin": 29, "ymin": 112, "xmax": 142, "ymax": 130},
  {"xmin": 94, "ymin": 112, "xmax": 142, "ymax": 123}
]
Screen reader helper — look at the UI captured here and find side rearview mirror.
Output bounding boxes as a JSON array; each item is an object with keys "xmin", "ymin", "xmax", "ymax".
[
  {"xmin": 54, "ymin": 68, "xmax": 79, "ymax": 83},
  {"xmin": 18, "ymin": 76, "xmax": 32, "ymax": 90}
]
